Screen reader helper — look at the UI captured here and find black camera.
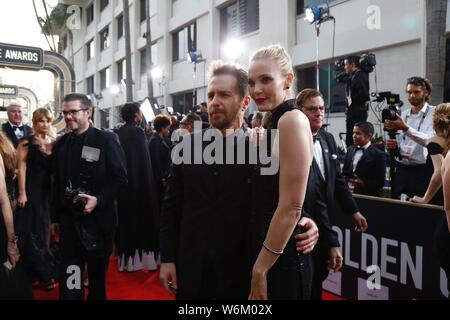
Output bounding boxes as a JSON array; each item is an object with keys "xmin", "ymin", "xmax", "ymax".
[
  {"xmin": 376, "ymin": 92, "xmax": 403, "ymax": 124},
  {"xmin": 334, "ymin": 53, "xmax": 376, "ymax": 83},
  {"xmin": 64, "ymin": 186, "xmax": 88, "ymax": 214}
]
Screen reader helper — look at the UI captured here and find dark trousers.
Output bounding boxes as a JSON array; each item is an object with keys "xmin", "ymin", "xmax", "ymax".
[
  {"xmin": 311, "ymin": 244, "xmax": 331, "ymax": 300},
  {"xmin": 58, "ymin": 224, "xmax": 112, "ymax": 300},
  {"xmin": 391, "ymin": 162, "xmax": 433, "ymax": 199},
  {"xmin": 346, "ymin": 108, "xmax": 368, "ymax": 147}
]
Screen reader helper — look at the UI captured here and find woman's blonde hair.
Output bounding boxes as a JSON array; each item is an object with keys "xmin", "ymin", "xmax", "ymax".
[
  {"xmin": 249, "ymin": 44, "xmax": 294, "ymax": 77},
  {"xmin": 0, "ymin": 131, "xmax": 16, "ymax": 176},
  {"xmin": 32, "ymin": 108, "xmax": 55, "ymax": 138},
  {"xmin": 433, "ymin": 103, "xmax": 450, "ymax": 154}
]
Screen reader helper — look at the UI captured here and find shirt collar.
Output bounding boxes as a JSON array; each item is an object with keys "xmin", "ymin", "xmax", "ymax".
[
  {"xmin": 407, "ymin": 102, "xmax": 429, "ymax": 116},
  {"xmin": 8, "ymin": 121, "xmax": 23, "ymax": 128}
]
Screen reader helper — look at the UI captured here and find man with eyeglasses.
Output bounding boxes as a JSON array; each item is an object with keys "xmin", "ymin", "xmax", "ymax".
[
  {"xmin": 384, "ymin": 77, "xmax": 437, "ymax": 201},
  {"xmin": 296, "ymin": 88, "xmax": 368, "ymax": 300},
  {"xmin": 50, "ymin": 93, "xmax": 127, "ymax": 300}
]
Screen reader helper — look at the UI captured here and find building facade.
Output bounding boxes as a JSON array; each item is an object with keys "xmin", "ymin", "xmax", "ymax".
[{"xmin": 58, "ymin": 0, "xmax": 447, "ymax": 144}]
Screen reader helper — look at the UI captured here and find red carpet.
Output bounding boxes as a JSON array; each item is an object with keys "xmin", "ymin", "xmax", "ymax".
[
  {"xmin": 32, "ymin": 257, "xmax": 343, "ymax": 300},
  {"xmin": 33, "ymin": 256, "xmax": 174, "ymax": 300}
]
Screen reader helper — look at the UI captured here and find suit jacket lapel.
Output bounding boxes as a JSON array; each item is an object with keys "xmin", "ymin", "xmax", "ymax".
[{"xmin": 318, "ymin": 133, "xmax": 330, "ymax": 181}]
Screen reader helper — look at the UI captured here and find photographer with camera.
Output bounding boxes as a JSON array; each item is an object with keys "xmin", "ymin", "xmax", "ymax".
[
  {"xmin": 50, "ymin": 93, "xmax": 127, "ymax": 300},
  {"xmin": 384, "ymin": 77, "xmax": 436, "ymax": 200},
  {"xmin": 344, "ymin": 56, "xmax": 370, "ymax": 147}
]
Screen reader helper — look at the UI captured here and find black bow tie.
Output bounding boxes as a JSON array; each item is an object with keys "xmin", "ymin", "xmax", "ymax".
[
  {"xmin": 12, "ymin": 125, "xmax": 24, "ymax": 131},
  {"xmin": 313, "ymin": 135, "xmax": 319, "ymax": 143},
  {"xmin": 355, "ymin": 146, "xmax": 365, "ymax": 151}
]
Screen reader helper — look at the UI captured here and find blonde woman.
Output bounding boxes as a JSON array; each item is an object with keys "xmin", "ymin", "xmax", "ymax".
[
  {"xmin": 247, "ymin": 45, "xmax": 314, "ymax": 300},
  {"xmin": 15, "ymin": 108, "xmax": 56, "ymax": 290}
]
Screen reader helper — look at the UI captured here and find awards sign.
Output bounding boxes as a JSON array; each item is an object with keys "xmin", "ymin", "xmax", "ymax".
[
  {"xmin": 0, "ymin": 42, "xmax": 44, "ymax": 69},
  {"xmin": 0, "ymin": 85, "xmax": 18, "ymax": 97}
]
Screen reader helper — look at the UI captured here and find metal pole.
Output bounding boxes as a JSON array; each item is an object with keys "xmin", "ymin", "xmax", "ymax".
[
  {"xmin": 315, "ymin": 23, "xmax": 320, "ymax": 91},
  {"xmin": 192, "ymin": 63, "xmax": 197, "ymax": 114}
]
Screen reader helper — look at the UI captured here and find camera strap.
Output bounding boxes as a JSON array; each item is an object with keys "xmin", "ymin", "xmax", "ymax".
[{"xmin": 403, "ymin": 105, "xmax": 429, "ymax": 140}]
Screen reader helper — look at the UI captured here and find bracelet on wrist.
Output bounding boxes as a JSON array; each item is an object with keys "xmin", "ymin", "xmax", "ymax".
[{"xmin": 262, "ymin": 241, "xmax": 283, "ymax": 256}]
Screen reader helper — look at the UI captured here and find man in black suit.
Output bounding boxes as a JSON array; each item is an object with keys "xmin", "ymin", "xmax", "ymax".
[
  {"xmin": 160, "ymin": 62, "xmax": 319, "ymax": 300},
  {"xmin": 1, "ymin": 103, "xmax": 32, "ymax": 148},
  {"xmin": 343, "ymin": 121, "xmax": 386, "ymax": 196},
  {"xmin": 297, "ymin": 88, "xmax": 368, "ymax": 300},
  {"xmin": 344, "ymin": 56, "xmax": 370, "ymax": 147},
  {"xmin": 50, "ymin": 93, "xmax": 127, "ymax": 300}
]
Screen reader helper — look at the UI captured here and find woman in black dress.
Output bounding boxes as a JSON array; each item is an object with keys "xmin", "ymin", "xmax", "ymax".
[
  {"xmin": 247, "ymin": 45, "xmax": 314, "ymax": 300},
  {"xmin": 116, "ymin": 103, "xmax": 161, "ymax": 271},
  {"xmin": 0, "ymin": 130, "xmax": 22, "ymax": 298},
  {"xmin": 16, "ymin": 108, "xmax": 56, "ymax": 290},
  {"xmin": 411, "ymin": 103, "xmax": 450, "ymax": 298},
  {"xmin": 148, "ymin": 115, "xmax": 172, "ymax": 208}
]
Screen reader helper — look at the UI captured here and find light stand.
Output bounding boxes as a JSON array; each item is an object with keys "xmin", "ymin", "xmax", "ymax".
[
  {"xmin": 305, "ymin": 3, "xmax": 334, "ymax": 91},
  {"xmin": 187, "ymin": 51, "xmax": 206, "ymax": 114}
]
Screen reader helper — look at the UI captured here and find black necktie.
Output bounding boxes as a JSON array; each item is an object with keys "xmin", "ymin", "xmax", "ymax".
[{"xmin": 13, "ymin": 126, "xmax": 24, "ymax": 132}]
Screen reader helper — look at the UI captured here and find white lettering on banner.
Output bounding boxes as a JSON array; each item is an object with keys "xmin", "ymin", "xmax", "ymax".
[
  {"xmin": 362, "ymin": 233, "xmax": 378, "ymax": 271},
  {"xmin": 381, "ymin": 238, "xmax": 398, "ymax": 282},
  {"xmin": 66, "ymin": 5, "xmax": 81, "ymax": 30},
  {"xmin": 4, "ymin": 49, "xmax": 38, "ymax": 62},
  {"xmin": 345, "ymin": 229, "xmax": 359, "ymax": 269},
  {"xmin": 400, "ymin": 242, "xmax": 422, "ymax": 289},
  {"xmin": 333, "ymin": 226, "xmax": 424, "ymax": 290}
]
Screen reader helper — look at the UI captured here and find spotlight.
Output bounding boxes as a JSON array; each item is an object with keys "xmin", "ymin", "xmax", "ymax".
[
  {"xmin": 304, "ymin": 4, "xmax": 332, "ymax": 24},
  {"xmin": 187, "ymin": 51, "xmax": 203, "ymax": 63},
  {"xmin": 222, "ymin": 38, "xmax": 244, "ymax": 61}
]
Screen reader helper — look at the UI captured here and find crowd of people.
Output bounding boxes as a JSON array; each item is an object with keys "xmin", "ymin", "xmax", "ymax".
[{"xmin": 0, "ymin": 44, "xmax": 449, "ymax": 300}]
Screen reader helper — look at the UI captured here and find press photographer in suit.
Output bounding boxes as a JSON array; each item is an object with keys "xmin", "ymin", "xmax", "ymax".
[
  {"xmin": 1, "ymin": 103, "xmax": 32, "ymax": 148},
  {"xmin": 344, "ymin": 56, "xmax": 370, "ymax": 147},
  {"xmin": 50, "ymin": 93, "xmax": 127, "ymax": 300},
  {"xmin": 343, "ymin": 121, "xmax": 386, "ymax": 196}
]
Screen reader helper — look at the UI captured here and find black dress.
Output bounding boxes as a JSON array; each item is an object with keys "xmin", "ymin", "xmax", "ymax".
[
  {"xmin": 148, "ymin": 132, "xmax": 171, "ymax": 208},
  {"xmin": 428, "ymin": 142, "xmax": 450, "ymax": 299},
  {"xmin": 0, "ymin": 173, "xmax": 32, "ymax": 299},
  {"xmin": 14, "ymin": 136, "xmax": 54, "ymax": 283},
  {"xmin": 248, "ymin": 99, "xmax": 313, "ymax": 300},
  {"xmin": 117, "ymin": 122, "xmax": 160, "ymax": 271}
]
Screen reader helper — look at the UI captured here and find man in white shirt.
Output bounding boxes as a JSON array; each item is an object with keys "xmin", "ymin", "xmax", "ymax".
[
  {"xmin": 1, "ymin": 103, "xmax": 32, "ymax": 148},
  {"xmin": 385, "ymin": 76, "xmax": 436, "ymax": 199}
]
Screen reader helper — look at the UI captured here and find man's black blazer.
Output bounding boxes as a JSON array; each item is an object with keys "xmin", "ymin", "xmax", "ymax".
[
  {"xmin": 304, "ymin": 129, "xmax": 359, "ymax": 248},
  {"xmin": 343, "ymin": 144, "xmax": 386, "ymax": 196},
  {"xmin": 348, "ymin": 69, "xmax": 370, "ymax": 112},
  {"xmin": 51, "ymin": 127, "xmax": 128, "ymax": 235},
  {"xmin": 2, "ymin": 122, "xmax": 32, "ymax": 148},
  {"xmin": 160, "ymin": 130, "xmax": 253, "ymax": 299}
]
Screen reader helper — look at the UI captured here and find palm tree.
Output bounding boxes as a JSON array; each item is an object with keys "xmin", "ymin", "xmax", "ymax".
[
  {"xmin": 425, "ymin": 0, "xmax": 447, "ymax": 105},
  {"xmin": 145, "ymin": 0, "xmax": 154, "ymax": 98},
  {"xmin": 123, "ymin": 0, "xmax": 133, "ymax": 102}
]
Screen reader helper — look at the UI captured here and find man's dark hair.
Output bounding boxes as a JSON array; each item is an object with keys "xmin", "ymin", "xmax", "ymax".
[
  {"xmin": 181, "ymin": 112, "xmax": 202, "ymax": 126},
  {"xmin": 153, "ymin": 114, "xmax": 171, "ymax": 133},
  {"xmin": 63, "ymin": 93, "xmax": 92, "ymax": 109},
  {"xmin": 354, "ymin": 121, "xmax": 374, "ymax": 136},
  {"xmin": 345, "ymin": 55, "xmax": 360, "ymax": 66},
  {"xmin": 121, "ymin": 102, "xmax": 141, "ymax": 123},
  {"xmin": 406, "ymin": 76, "xmax": 432, "ymax": 101},
  {"xmin": 296, "ymin": 88, "xmax": 324, "ymax": 108},
  {"xmin": 200, "ymin": 102, "xmax": 207, "ymax": 109}
]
